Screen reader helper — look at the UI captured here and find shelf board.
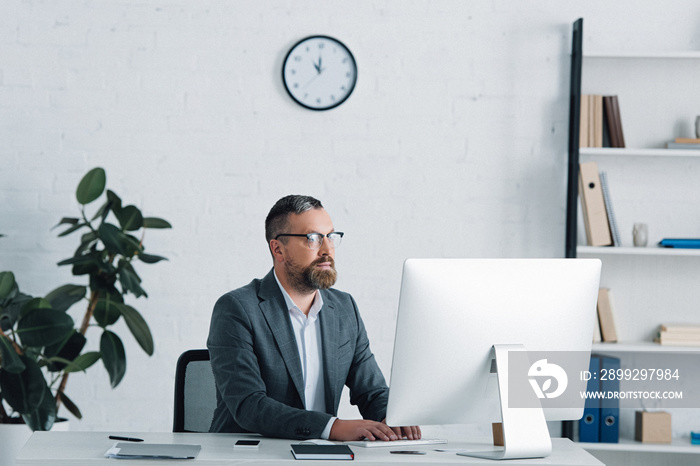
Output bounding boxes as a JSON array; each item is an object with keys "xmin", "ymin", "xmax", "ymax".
[
  {"xmin": 579, "ymin": 148, "xmax": 700, "ymax": 157},
  {"xmin": 584, "ymin": 51, "xmax": 700, "ymax": 59},
  {"xmin": 592, "ymin": 341, "xmax": 700, "ymax": 353},
  {"xmin": 577, "ymin": 246, "xmax": 700, "ymax": 257},
  {"xmin": 579, "ymin": 436, "xmax": 699, "ymax": 454}
]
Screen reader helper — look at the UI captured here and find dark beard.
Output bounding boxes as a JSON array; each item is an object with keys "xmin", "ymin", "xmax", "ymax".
[{"xmin": 286, "ymin": 256, "xmax": 337, "ymax": 294}]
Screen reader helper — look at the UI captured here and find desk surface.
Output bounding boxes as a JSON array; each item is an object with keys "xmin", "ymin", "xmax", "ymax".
[{"xmin": 17, "ymin": 432, "xmax": 603, "ymax": 466}]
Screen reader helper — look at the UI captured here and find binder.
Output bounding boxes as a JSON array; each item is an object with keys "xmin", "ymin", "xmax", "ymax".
[
  {"xmin": 599, "ymin": 355, "xmax": 620, "ymax": 443},
  {"xmin": 579, "ymin": 355, "xmax": 601, "ymax": 442},
  {"xmin": 579, "ymin": 162, "xmax": 613, "ymax": 246},
  {"xmin": 658, "ymin": 238, "xmax": 700, "ymax": 249},
  {"xmin": 599, "ymin": 172, "xmax": 621, "ymax": 247}
]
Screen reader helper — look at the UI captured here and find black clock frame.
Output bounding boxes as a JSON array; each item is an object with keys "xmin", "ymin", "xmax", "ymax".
[{"xmin": 281, "ymin": 35, "xmax": 357, "ymax": 111}]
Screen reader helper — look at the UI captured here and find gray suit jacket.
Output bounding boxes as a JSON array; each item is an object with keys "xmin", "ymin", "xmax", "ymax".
[{"xmin": 207, "ymin": 269, "xmax": 389, "ymax": 439}]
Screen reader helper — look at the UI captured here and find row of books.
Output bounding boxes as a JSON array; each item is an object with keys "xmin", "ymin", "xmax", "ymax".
[
  {"xmin": 579, "ymin": 94, "xmax": 625, "ymax": 148},
  {"xmin": 579, "ymin": 161, "xmax": 620, "ymax": 247},
  {"xmin": 655, "ymin": 323, "xmax": 700, "ymax": 347},
  {"xmin": 666, "ymin": 137, "xmax": 700, "ymax": 150}
]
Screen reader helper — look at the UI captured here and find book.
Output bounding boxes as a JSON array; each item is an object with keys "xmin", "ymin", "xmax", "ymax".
[
  {"xmin": 579, "ymin": 94, "xmax": 590, "ymax": 148},
  {"xmin": 592, "ymin": 311, "xmax": 602, "ymax": 343},
  {"xmin": 597, "ymin": 288, "xmax": 618, "ymax": 342},
  {"xmin": 657, "ymin": 334, "xmax": 700, "ymax": 347},
  {"xmin": 291, "ymin": 444, "xmax": 354, "ymax": 460},
  {"xmin": 610, "ymin": 95, "xmax": 625, "ymax": 148},
  {"xmin": 599, "ymin": 171, "xmax": 621, "ymax": 246},
  {"xmin": 660, "ymin": 323, "xmax": 700, "ymax": 333},
  {"xmin": 588, "ymin": 94, "xmax": 595, "ymax": 147},
  {"xmin": 658, "ymin": 331, "xmax": 700, "ymax": 342},
  {"xmin": 675, "ymin": 138, "xmax": 700, "ymax": 143},
  {"xmin": 603, "ymin": 96, "xmax": 625, "ymax": 148},
  {"xmin": 579, "ymin": 162, "xmax": 613, "ymax": 246},
  {"xmin": 666, "ymin": 142, "xmax": 700, "ymax": 149},
  {"xmin": 592, "ymin": 95, "xmax": 604, "ymax": 147},
  {"xmin": 658, "ymin": 238, "xmax": 700, "ymax": 249}
]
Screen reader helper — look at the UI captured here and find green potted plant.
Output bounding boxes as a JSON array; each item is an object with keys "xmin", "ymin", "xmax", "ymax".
[{"xmin": 0, "ymin": 167, "xmax": 171, "ymax": 431}]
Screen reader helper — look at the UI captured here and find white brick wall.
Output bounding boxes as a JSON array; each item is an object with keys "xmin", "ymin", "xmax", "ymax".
[{"xmin": 1, "ymin": 0, "xmax": 699, "ymax": 433}]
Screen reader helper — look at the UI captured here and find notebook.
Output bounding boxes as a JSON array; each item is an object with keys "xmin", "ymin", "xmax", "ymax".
[{"xmin": 105, "ymin": 442, "xmax": 201, "ymax": 459}]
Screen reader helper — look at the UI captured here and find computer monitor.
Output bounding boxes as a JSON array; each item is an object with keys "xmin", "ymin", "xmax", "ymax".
[{"xmin": 385, "ymin": 258, "xmax": 601, "ymax": 460}]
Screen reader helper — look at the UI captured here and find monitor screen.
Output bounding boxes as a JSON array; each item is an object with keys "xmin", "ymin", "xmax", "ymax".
[{"xmin": 386, "ymin": 258, "xmax": 601, "ymax": 429}]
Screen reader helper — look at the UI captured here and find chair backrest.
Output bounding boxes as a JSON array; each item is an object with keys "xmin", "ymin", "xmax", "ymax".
[{"xmin": 173, "ymin": 349, "xmax": 217, "ymax": 433}]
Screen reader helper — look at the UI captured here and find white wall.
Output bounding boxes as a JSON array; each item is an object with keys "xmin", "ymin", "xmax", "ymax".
[{"xmin": 1, "ymin": 0, "xmax": 699, "ymax": 432}]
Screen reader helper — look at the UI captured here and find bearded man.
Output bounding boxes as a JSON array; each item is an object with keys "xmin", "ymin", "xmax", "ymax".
[{"xmin": 207, "ymin": 195, "xmax": 420, "ymax": 441}]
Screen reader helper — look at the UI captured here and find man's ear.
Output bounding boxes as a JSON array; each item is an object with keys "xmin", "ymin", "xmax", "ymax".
[{"xmin": 269, "ymin": 239, "xmax": 285, "ymax": 263}]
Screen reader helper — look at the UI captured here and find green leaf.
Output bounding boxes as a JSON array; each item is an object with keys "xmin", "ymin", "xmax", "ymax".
[
  {"xmin": 118, "ymin": 265, "xmax": 147, "ymax": 298},
  {"xmin": 19, "ymin": 297, "xmax": 52, "ymax": 318},
  {"xmin": 119, "ymin": 305, "xmax": 154, "ymax": 356},
  {"xmin": 115, "ymin": 205, "xmax": 143, "ymax": 232},
  {"xmin": 142, "ymin": 217, "xmax": 172, "ymax": 229},
  {"xmin": 106, "ymin": 190, "xmax": 123, "ymax": 216},
  {"xmin": 22, "ymin": 384, "xmax": 56, "ymax": 431},
  {"xmin": 17, "ymin": 307, "xmax": 74, "ymax": 348},
  {"xmin": 0, "ymin": 355, "xmax": 48, "ymax": 415},
  {"xmin": 98, "ymin": 222, "xmax": 129, "ymax": 256},
  {"xmin": 138, "ymin": 252, "xmax": 168, "ymax": 264},
  {"xmin": 93, "ymin": 293, "xmax": 123, "ymax": 327},
  {"xmin": 76, "ymin": 167, "xmax": 106, "ymax": 205},
  {"xmin": 0, "ymin": 334, "xmax": 25, "ymax": 373},
  {"xmin": 57, "ymin": 222, "xmax": 87, "ymax": 238},
  {"xmin": 44, "ymin": 331, "xmax": 87, "ymax": 372},
  {"xmin": 62, "ymin": 351, "xmax": 101, "ymax": 373},
  {"xmin": 100, "ymin": 330, "xmax": 126, "ymax": 388},
  {"xmin": 52, "ymin": 217, "xmax": 80, "ymax": 229},
  {"xmin": 57, "ymin": 390, "xmax": 82, "ymax": 420},
  {"xmin": 57, "ymin": 251, "xmax": 102, "ymax": 277},
  {"xmin": 45, "ymin": 284, "xmax": 87, "ymax": 313},
  {"xmin": 123, "ymin": 233, "xmax": 144, "ymax": 256},
  {"xmin": 0, "ymin": 292, "xmax": 32, "ymax": 331},
  {"xmin": 0, "ymin": 271, "xmax": 16, "ymax": 300}
]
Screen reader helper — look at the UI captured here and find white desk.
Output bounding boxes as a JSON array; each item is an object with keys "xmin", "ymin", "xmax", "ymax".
[{"xmin": 16, "ymin": 432, "xmax": 603, "ymax": 465}]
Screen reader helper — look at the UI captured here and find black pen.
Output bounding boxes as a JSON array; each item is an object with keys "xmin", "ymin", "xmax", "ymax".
[{"xmin": 109, "ymin": 435, "xmax": 144, "ymax": 442}]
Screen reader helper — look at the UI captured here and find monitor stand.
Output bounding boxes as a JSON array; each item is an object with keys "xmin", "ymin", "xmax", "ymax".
[{"xmin": 457, "ymin": 344, "xmax": 552, "ymax": 460}]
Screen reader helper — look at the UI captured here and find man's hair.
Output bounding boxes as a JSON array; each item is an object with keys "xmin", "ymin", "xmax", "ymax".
[{"xmin": 265, "ymin": 195, "xmax": 324, "ymax": 244}]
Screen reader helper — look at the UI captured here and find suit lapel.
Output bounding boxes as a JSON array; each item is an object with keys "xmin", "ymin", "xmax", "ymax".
[
  {"xmin": 258, "ymin": 269, "xmax": 305, "ymax": 404},
  {"xmin": 319, "ymin": 291, "xmax": 339, "ymax": 413}
]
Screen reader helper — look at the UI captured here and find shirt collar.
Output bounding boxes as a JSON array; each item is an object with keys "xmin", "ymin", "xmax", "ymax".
[{"xmin": 273, "ymin": 269, "xmax": 324, "ymax": 319}]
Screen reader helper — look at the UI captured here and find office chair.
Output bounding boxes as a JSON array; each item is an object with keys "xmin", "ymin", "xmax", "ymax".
[{"xmin": 173, "ymin": 349, "xmax": 217, "ymax": 432}]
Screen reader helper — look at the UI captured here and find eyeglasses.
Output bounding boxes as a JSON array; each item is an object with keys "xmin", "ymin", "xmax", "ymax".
[{"xmin": 275, "ymin": 232, "xmax": 344, "ymax": 250}]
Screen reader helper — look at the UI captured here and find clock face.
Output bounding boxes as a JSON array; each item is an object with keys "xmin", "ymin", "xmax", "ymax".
[{"xmin": 282, "ymin": 36, "xmax": 357, "ymax": 111}]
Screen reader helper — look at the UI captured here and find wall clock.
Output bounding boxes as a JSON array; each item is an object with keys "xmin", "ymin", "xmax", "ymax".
[{"xmin": 282, "ymin": 35, "xmax": 357, "ymax": 111}]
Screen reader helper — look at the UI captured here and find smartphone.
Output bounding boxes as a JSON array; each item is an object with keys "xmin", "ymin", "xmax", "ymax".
[
  {"xmin": 390, "ymin": 450, "xmax": 426, "ymax": 455},
  {"xmin": 234, "ymin": 440, "xmax": 260, "ymax": 449}
]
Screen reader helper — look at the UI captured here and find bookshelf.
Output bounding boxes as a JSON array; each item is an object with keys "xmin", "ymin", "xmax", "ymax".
[{"xmin": 565, "ymin": 18, "xmax": 700, "ymax": 463}]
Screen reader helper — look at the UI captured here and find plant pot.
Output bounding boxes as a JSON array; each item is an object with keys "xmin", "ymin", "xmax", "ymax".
[{"xmin": 0, "ymin": 418, "xmax": 69, "ymax": 466}]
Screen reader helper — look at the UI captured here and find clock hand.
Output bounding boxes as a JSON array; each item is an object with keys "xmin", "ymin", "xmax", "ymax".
[{"xmin": 303, "ymin": 72, "xmax": 321, "ymax": 89}]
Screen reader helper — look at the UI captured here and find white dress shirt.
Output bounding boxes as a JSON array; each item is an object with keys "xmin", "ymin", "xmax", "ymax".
[{"xmin": 274, "ymin": 271, "xmax": 336, "ymax": 439}]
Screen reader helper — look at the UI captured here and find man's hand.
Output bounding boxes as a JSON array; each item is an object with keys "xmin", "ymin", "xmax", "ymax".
[
  {"xmin": 329, "ymin": 419, "xmax": 399, "ymax": 442},
  {"xmin": 383, "ymin": 419, "xmax": 422, "ymax": 440}
]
